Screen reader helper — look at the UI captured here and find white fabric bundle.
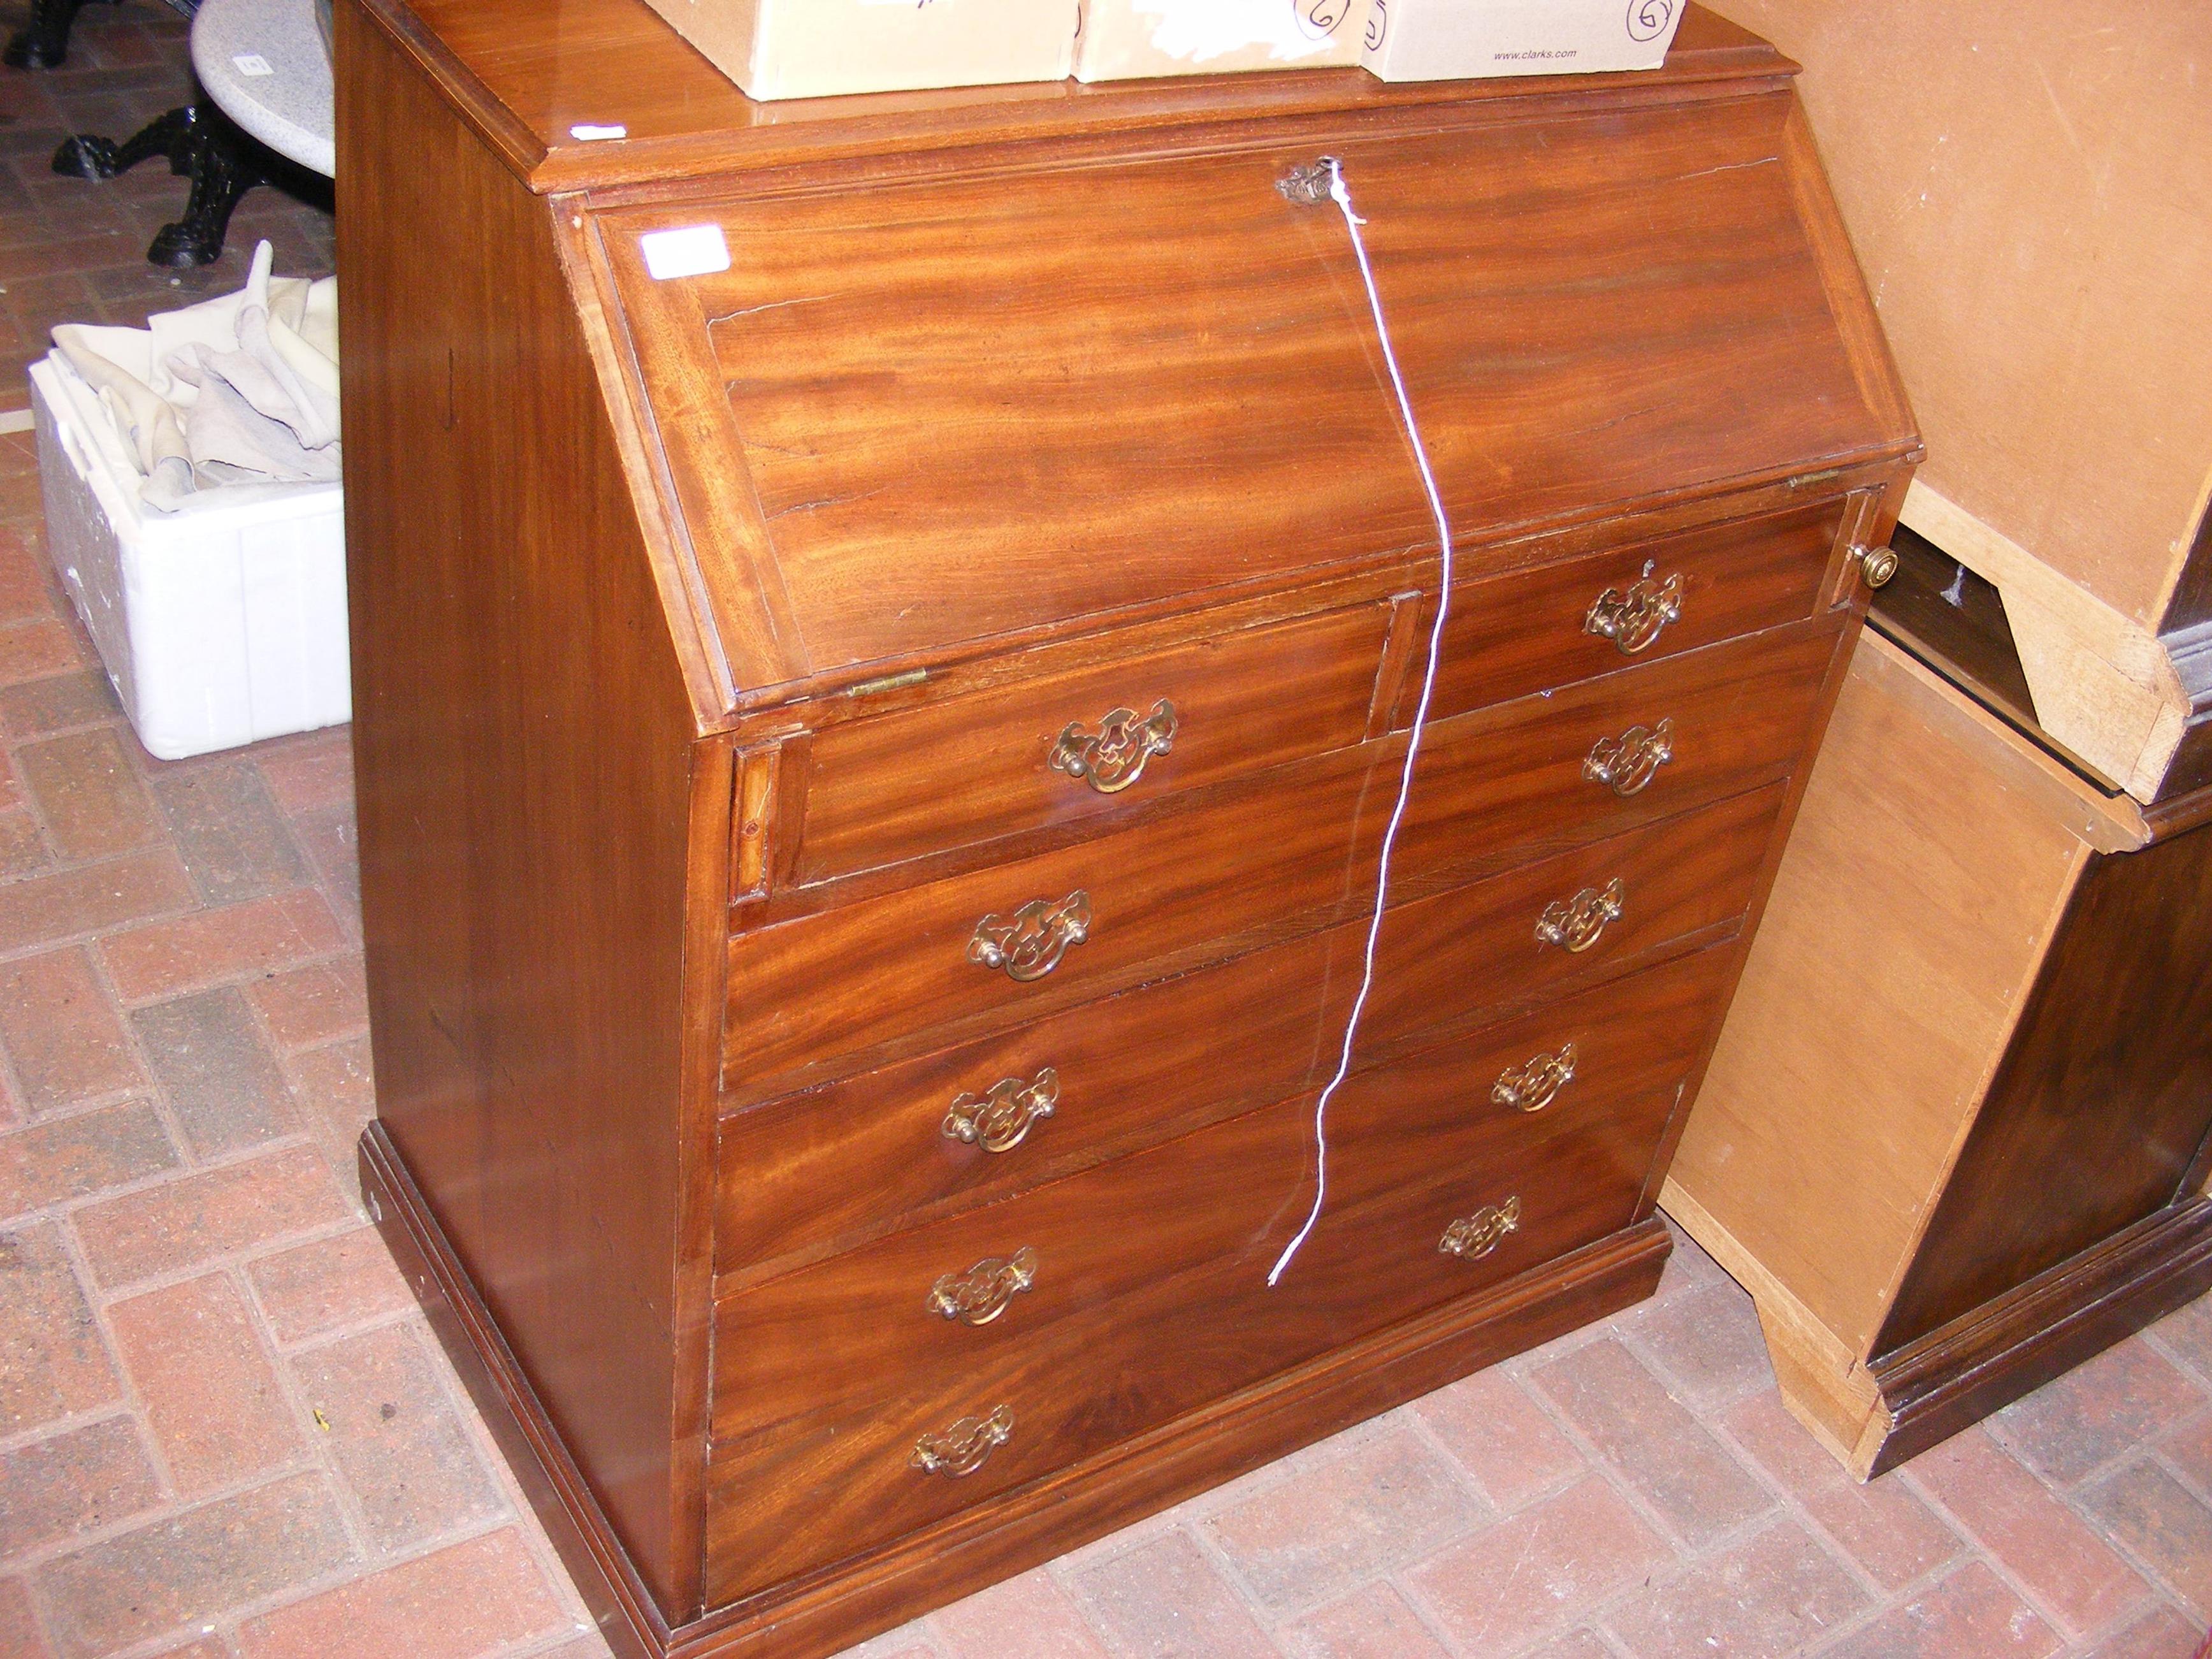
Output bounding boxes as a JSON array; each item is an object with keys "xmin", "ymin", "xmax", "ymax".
[{"xmin": 50, "ymin": 241, "xmax": 339, "ymax": 514}]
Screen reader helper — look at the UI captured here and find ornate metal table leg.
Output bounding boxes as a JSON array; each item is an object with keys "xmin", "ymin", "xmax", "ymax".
[
  {"xmin": 52, "ymin": 103, "xmax": 273, "ymax": 268},
  {"xmin": 4, "ymin": 0, "xmax": 120, "ymax": 70},
  {"xmin": 53, "ymin": 105, "xmax": 198, "ymax": 182},
  {"xmin": 147, "ymin": 109, "xmax": 265, "ymax": 266}
]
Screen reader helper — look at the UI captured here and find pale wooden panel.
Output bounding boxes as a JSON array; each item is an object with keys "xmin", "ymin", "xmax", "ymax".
[
  {"xmin": 1714, "ymin": 0, "xmax": 2212, "ymax": 631},
  {"xmin": 1669, "ymin": 632, "xmax": 2087, "ymax": 1356}
]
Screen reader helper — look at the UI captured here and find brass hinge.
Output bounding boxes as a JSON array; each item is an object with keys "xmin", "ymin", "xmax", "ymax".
[{"xmin": 846, "ymin": 668, "xmax": 929, "ymax": 700}]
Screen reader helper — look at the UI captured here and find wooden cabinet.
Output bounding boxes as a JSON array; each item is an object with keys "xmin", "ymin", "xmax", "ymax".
[
  {"xmin": 336, "ymin": 3, "xmax": 1916, "ymax": 1653},
  {"xmin": 1709, "ymin": 1, "xmax": 2212, "ymax": 803},
  {"xmin": 1665, "ymin": 549, "xmax": 2212, "ymax": 1480}
]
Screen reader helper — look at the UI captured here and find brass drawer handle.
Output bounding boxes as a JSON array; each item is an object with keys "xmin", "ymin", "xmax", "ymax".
[
  {"xmin": 1583, "ymin": 718, "xmax": 1674, "ymax": 797},
  {"xmin": 1050, "ymin": 700, "xmax": 1178, "ymax": 795},
  {"xmin": 911, "ymin": 1404, "xmax": 1015, "ymax": 1477},
  {"xmin": 1853, "ymin": 542, "xmax": 1900, "ymax": 589},
  {"xmin": 1440, "ymin": 1196, "xmax": 1522, "ymax": 1260},
  {"xmin": 1584, "ymin": 573, "xmax": 1684, "ymax": 655},
  {"xmin": 929, "ymin": 1247, "xmax": 1038, "ymax": 1326},
  {"xmin": 970, "ymin": 890, "xmax": 1092, "ymax": 983},
  {"xmin": 1535, "ymin": 878, "xmax": 1625, "ymax": 953},
  {"xmin": 943, "ymin": 1068, "xmax": 1059, "ymax": 1153},
  {"xmin": 1492, "ymin": 1043, "xmax": 1577, "ymax": 1113}
]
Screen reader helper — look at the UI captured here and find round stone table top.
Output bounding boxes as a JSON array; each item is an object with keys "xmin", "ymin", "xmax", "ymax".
[{"xmin": 191, "ymin": 0, "xmax": 335, "ymax": 178}]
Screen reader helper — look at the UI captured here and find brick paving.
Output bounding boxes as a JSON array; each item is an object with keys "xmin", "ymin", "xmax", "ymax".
[
  {"xmin": 0, "ymin": 0, "xmax": 336, "ymax": 420},
  {"xmin": 4, "ymin": 8, "xmax": 2212, "ymax": 1659}
]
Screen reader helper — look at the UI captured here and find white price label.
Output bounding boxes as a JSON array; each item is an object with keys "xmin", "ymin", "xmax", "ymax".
[{"xmin": 640, "ymin": 226, "xmax": 731, "ymax": 282}]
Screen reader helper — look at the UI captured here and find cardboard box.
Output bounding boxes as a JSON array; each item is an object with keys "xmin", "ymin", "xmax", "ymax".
[
  {"xmin": 1074, "ymin": 0, "xmax": 1369, "ymax": 83},
  {"xmin": 1363, "ymin": 0, "xmax": 1685, "ymax": 80},
  {"xmin": 31, "ymin": 356, "xmax": 350, "ymax": 761},
  {"xmin": 639, "ymin": 0, "xmax": 1077, "ymax": 102}
]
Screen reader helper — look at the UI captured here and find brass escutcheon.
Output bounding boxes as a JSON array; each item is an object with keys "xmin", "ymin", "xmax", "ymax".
[
  {"xmin": 929, "ymin": 1247, "xmax": 1039, "ymax": 1326},
  {"xmin": 1584, "ymin": 572, "xmax": 1685, "ymax": 655},
  {"xmin": 970, "ymin": 890, "xmax": 1092, "ymax": 983},
  {"xmin": 1440, "ymin": 1196, "xmax": 1522, "ymax": 1260},
  {"xmin": 1492, "ymin": 1043, "xmax": 1578, "ymax": 1113},
  {"xmin": 910, "ymin": 1403, "xmax": 1015, "ymax": 1477},
  {"xmin": 1278, "ymin": 158, "xmax": 1338, "ymax": 205},
  {"xmin": 943, "ymin": 1068, "xmax": 1060, "ymax": 1154},
  {"xmin": 1583, "ymin": 718, "xmax": 1675, "ymax": 797},
  {"xmin": 1049, "ymin": 700, "xmax": 1178, "ymax": 795},
  {"xmin": 1535, "ymin": 878, "xmax": 1626, "ymax": 953}
]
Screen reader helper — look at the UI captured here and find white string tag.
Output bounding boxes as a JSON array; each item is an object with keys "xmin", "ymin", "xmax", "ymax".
[{"xmin": 1268, "ymin": 157, "xmax": 1459, "ymax": 1287}]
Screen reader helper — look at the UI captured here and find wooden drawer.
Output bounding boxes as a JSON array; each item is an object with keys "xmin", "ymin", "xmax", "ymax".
[
  {"xmin": 704, "ymin": 945, "xmax": 1739, "ymax": 1604},
  {"xmin": 1401, "ymin": 500, "xmax": 1847, "ymax": 729},
  {"xmin": 1392, "ymin": 615, "xmax": 1838, "ymax": 893},
  {"xmin": 717, "ymin": 779, "xmax": 1793, "ymax": 1277},
  {"xmin": 724, "ymin": 728, "xmax": 1370, "ymax": 1103},
  {"xmin": 788, "ymin": 601, "xmax": 1396, "ymax": 887},
  {"xmin": 720, "ymin": 622, "xmax": 1833, "ymax": 1105}
]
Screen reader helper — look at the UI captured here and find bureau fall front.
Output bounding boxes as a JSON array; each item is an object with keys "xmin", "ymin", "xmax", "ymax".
[{"xmin": 335, "ymin": 4, "xmax": 1921, "ymax": 1653}]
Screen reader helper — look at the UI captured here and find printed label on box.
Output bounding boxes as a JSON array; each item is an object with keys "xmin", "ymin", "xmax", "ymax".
[{"xmin": 1364, "ymin": 0, "xmax": 1681, "ymax": 80}]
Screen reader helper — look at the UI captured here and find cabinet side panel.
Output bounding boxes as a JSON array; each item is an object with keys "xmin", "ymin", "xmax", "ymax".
[
  {"xmin": 338, "ymin": 0, "xmax": 704, "ymax": 1617},
  {"xmin": 1877, "ymin": 815, "xmax": 2212, "ymax": 1352},
  {"xmin": 1668, "ymin": 633, "xmax": 2080, "ymax": 1358},
  {"xmin": 1712, "ymin": 0, "xmax": 2212, "ymax": 632}
]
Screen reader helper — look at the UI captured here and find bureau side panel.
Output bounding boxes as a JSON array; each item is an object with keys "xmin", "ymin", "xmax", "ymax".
[
  {"xmin": 338, "ymin": 1, "xmax": 706, "ymax": 1618},
  {"xmin": 1876, "ymin": 811, "xmax": 2212, "ymax": 1353}
]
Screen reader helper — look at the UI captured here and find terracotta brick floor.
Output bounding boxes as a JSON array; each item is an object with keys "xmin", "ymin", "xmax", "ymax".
[
  {"xmin": 6, "ymin": 8, "xmax": 2212, "ymax": 1659},
  {"xmin": 0, "ymin": 0, "xmax": 336, "ymax": 419}
]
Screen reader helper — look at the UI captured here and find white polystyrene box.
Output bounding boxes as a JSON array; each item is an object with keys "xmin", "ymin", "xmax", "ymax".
[
  {"xmin": 1363, "ymin": 0, "xmax": 1685, "ymax": 80},
  {"xmin": 29, "ymin": 354, "xmax": 350, "ymax": 762}
]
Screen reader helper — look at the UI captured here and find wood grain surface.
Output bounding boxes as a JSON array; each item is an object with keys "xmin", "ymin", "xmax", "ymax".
[
  {"xmin": 594, "ymin": 91, "xmax": 1897, "ymax": 698},
  {"xmin": 704, "ymin": 946, "xmax": 1731, "ymax": 1600},
  {"xmin": 721, "ymin": 656, "xmax": 1807, "ymax": 1104},
  {"xmin": 792, "ymin": 600, "xmax": 1394, "ymax": 887},
  {"xmin": 337, "ymin": 0, "xmax": 717, "ymax": 1616},
  {"xmin": 1668, "ymin": 634, "xmax": 2088, "ymax": 1359},
  {"xmin": 1876, "ymin": 813, "xmax": 2212, "ymax": 1350},
  {"xmin": 713, "ymin": 785, "xmax": 1781, "ymax": 1280}
]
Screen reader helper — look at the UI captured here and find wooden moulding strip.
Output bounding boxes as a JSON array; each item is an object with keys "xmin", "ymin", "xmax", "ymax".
[
  {"xmin": 1863, "ymin": 1197, "xmax": 2212, "ymax": 1479},
  {"xmin": 1902, "ymin": 480, "xmax": 2192, "ymax": 802},
  {"xmin": 361, "ymin": 1123, "xmax": 672, "ymax": 1659}
]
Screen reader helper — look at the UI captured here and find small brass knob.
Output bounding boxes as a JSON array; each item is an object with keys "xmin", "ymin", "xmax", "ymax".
[{"xmin": 1857, "ymin": 544, "xmax": 1899, "ymax": 589}]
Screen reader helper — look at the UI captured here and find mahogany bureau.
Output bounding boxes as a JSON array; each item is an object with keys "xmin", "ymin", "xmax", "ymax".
[{"xmin": 336, "ymin": 3, "xmax": 1919, "ymax": 1653}]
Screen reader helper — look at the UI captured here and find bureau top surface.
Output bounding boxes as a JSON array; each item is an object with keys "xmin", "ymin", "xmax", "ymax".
[
  {"xmin": 366, "ymin": 0, "xmax": 1788, "ymax": 193},
  {"xmin": 356, "ymin": 0, "xmax": 1916, "ymax": 722}
]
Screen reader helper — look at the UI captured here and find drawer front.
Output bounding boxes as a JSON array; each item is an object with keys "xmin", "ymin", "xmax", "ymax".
[
  {"xmin": 1406, "ymin": 501, "xmax": 1846, "ymax": 728},
  {"xmin": 717, "ymin": 778, "xmax": 1793, "ymax": 1278},
  {"xmin": 1391, "ymin": 616, "xmax": 1837, "ymax": 893},
  {"xmin": 704, "ymin": 946, "xmax": 1739, "ymax": 1604},
  {"xmin": 721, "ymin": 621, "xmax": 1833, "ymax": 1103},
  {"xmin": 791, "ymin": 602, "xmax": 1395, "ymax": 887},
  {"xmin": 724, "ymin": 734, "xmax": 1371, "ymax": 1103}
]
